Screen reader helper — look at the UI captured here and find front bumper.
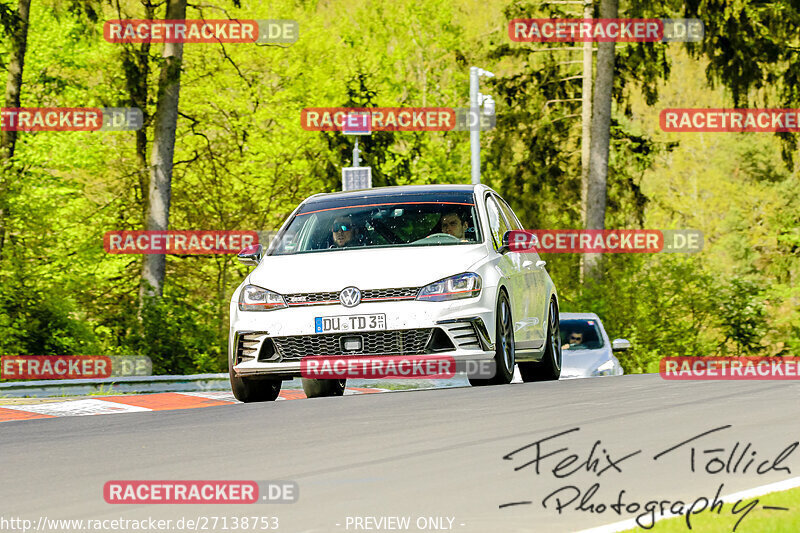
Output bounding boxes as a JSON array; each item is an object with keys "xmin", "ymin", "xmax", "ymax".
[{"xmin": 229, "ymin": 295, "xmax": 498, "ymax": 378}]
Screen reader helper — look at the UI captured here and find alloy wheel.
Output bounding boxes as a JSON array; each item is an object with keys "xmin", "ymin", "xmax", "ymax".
[
  {"xmin": 549, "ymin": 300, "xmax": 561, "ymax": 372},
  {"xmin": 500, "ymin": 299, "xmax": 515, "ymax": 373}
]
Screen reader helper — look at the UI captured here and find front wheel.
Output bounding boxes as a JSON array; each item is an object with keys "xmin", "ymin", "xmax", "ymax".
[
  {"xmin": 302, "ymin": 378, "xmax": 347, "ymax": 398},
  {"xmin": 229, "ymin": 353, "xmax": 282, "ymax": 402},
  {"xmin": 469, "ymin": 291, "xmax": 515, "ymax": 386},
  {"xmin": 519, "ymin": 298, "xmax": 561, "ymax": 382}
]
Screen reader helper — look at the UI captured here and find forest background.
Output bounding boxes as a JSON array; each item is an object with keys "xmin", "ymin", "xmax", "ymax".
[{"xmin": 1, "ymin": 0, "xmax": 797, "ymax": 376}]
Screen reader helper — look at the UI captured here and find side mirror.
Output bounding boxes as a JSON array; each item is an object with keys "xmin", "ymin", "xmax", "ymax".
[
  {"xmin": 612, "ymin": 338, "xmax": 631, "ymax": 352},
  {"xmin": 237, "ymin": 244, "xmax": 263, "ymax": 266},
  {"xmin": 499, "ymin": 231, "xmax": 513, "ymax": 254}
]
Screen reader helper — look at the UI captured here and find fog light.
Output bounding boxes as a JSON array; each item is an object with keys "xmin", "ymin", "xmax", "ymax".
[{"xmin": 342, "ymin": 337, "xmax": 362, "ymax": 352}]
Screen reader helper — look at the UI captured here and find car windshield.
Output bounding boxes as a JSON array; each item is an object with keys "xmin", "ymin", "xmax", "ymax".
[
  {"xmin": 560, "ymin": 319, "xmax": 605, "ymax": 350},
  {"xmin": 269, "ymin": 195, "xmax": 482, "ymax": 255}
]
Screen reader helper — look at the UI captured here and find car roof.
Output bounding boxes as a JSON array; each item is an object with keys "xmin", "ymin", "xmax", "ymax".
[
  {"xmin": 306, "ymin": 184, "xmax": 481, "ymax": 202},
  {"xmin": 560, "ymin": 312, "xmax": 602, "ymax": 321},
  {"xmin": 297, "ymin": 184, "xmax": 492, "ymax": 214}
]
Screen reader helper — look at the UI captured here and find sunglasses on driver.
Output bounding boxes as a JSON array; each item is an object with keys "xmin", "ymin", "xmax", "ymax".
[{"xmin": 332, "ymin": 222, "xmax": 352, "ymax": 232}]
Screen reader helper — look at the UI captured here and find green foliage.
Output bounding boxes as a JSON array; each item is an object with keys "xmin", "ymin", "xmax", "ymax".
[
  {"xmin": 0, "ymin": 285, "xmax": 99, "ymax": 356},
  {"xmin": 716, "ymin": 277, "xmax": 768, "ymax": 356},
  {"xmin": 565, "ymin": 254, "xmax": 722, "ymax": 373},
  {"xmin": 127, "ymin": 289, "xmax": 223, "ymax": 374}
]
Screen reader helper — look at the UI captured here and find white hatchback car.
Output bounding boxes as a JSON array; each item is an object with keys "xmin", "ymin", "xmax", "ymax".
[
  {"xmin": 559, "ymin": 312, "xmax": 629, "ymax": 378},
  {"xmin": 228, "ymin": 184, "xmax": 561, "ymax": 401}
]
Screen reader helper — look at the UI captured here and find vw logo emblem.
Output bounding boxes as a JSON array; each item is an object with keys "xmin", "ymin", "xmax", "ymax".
[{"xmin": 339, "ymin": 287, "xmax": 362, "ymax": 308}]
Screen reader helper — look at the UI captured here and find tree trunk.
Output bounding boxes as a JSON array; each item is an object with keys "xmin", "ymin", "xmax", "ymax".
[
  {"xmin": 582, "ymin": 0, "xmax": 618, "ymax": 281},
  {"xmin": 0, "ymin": 0, "xmax": 33, "ymax": 260},
  {"xmin": 119, "ymin": 0, "xmax": 155, "ymax": 224},
  {"xmin": 139, "ymin": 0, "xmax": 186, "ymax": 302}
]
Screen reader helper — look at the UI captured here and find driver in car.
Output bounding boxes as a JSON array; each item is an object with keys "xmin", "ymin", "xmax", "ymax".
[
  {"xmin": 440, "ymin": 211, "xmax": 469, "ymax": 241},
  {"xmin": 329, "ymin": 216, "xmax": 363, "ymax": 248},
  {"xmin": 562, "ymin": 331, "xmax": 584, "ymax": 350}
]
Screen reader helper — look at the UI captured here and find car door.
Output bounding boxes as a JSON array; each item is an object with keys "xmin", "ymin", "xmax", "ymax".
[
  {"xmin": 494, "ymin": 195, "xmax": 546, "ymax": 350},
  {"xmin": 484, "ymin": 194, "xmax": 529, "ymax": 348}
]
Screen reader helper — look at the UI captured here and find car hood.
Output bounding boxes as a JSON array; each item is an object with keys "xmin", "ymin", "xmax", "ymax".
[
  {"xmin": 249, "ymin": 245, "xmax": 488, "ymax": 293},
  {"xmin": 560, "ymin": 347, "xmax": 612, "ymax": 377}
]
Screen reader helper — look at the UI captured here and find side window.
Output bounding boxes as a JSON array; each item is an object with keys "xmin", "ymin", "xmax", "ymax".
[
  {"xmin": 485, "ymin": 196, "xmax": 511, "ymax": 251},
  {"xmin": 271, "ymin": 214, "xmax": 315, "ymax": 254},
  {"xmin": 497, "ymin": 197, "xmax": 523, "ymax": 231},
  {"xmin": 297, "ymin": 214, "xmax": 321, "ymax": 251},
  {"xmin": 497, "ymin": 196, "xmax": 541, "ymax": 258}
]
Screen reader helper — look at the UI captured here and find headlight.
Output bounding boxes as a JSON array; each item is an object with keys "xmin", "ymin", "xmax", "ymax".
[
  {"xmin": 593, "ymin": 359, "xmax": 615, "ymax": 376},
  {"xmin": 416, "ymin": 273, "xmax": 482, "ymax": 302},
  {"xmin": 238, "ymin": 284, "xmax": 287, "ymax": 311}
]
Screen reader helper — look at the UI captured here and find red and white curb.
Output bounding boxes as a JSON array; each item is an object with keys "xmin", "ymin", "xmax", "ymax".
[{"xmin": 0, "ymin": 388, "xmax": 385, "ymax": 423}]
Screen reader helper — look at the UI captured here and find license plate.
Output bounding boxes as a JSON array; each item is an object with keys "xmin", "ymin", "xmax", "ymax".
[{"xmin": 314, "ymin": 314, "xmax": 386, "ymax": 333}]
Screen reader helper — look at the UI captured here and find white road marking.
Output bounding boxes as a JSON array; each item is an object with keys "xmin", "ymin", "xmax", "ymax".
[
  {"xmin": 1, "ymin": 387, "xmax": 393, "ymax": 422},
  {"xmin": 180, "ymin": 391, "xmax": 239, "ymax": 402},
  {"xmin": 1, "ymin": 399, "xmax": 151, "ymax": 417}
]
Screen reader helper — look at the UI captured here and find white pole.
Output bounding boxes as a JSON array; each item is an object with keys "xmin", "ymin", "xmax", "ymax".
[
  {"xmin": 580, "ymin": 0, "xmax": 593, "ymax": 228},
  {"xmin": 470, "ymin": 67, "xmax": 480, "ymax": 184},
  {"xmin": 353, "ymin": 137, "xmax": 360, "ymax": 167}
]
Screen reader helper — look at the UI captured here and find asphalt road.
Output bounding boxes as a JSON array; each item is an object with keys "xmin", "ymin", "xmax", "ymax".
[{"xmin": 2, "ymin": 374, "xmax": 799, "ymax": 533}]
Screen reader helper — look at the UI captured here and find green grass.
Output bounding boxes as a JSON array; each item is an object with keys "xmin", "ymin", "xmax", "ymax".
[{"xmin": 620, "ymin": 485, "xmax": 800, "ymax": 532}]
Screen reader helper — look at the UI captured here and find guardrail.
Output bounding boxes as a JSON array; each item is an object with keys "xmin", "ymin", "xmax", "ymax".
[
  {"xmin": 0, "ymin": 373, "xmax": 472, "ymax": 398},
  {"xmin": 0, "ymin": 373, "xmax": 231, "ymax": 398}
]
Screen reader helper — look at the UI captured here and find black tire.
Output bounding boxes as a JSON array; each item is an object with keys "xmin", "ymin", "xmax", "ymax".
[
  {"xmin": 229, "ymin": 359, "xmax": 282, "ymax": 403},
  {"xmin": 469, "ymin": 291, "xmax": 515, "ymax": 386},
  {"xmin": 302, "ymin": 378, "xmax": 347, "ymax": 398},
  {"xmin": 519, "ymin": 298, "xmax": 561, "ymax": 382}
]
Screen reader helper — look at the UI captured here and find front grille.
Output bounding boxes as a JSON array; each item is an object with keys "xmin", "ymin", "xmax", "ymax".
[
  {"xmin": 285, "ymin": 291, "xmax": 339, "ymax": 305},
  {"xmin": 284, "ymin": 287, "xmax": 419, "ymax": 307},
  {"xmin": 272, "ymin": 329, "xmax": 433, "ymax": 358},
  {"xmin": 362, "ymin": 287, "xmax": 419, "ymax": 301}
]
